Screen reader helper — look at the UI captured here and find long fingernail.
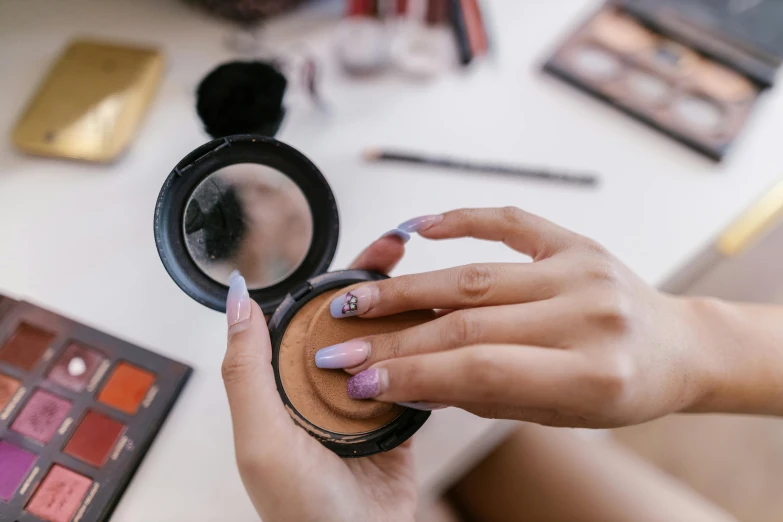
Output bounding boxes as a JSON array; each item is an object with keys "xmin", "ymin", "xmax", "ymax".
[
  {"xmin": 347, "ymin": 368, "xmax": 388, "ymax": 399},
  {"xmin": 227, "ymin": 270, "xmax": 251, "ymax": 331},
  {"xmin": 315, "ymin": 341, "xmax": 371, "ymax": 369},
  {"xmin": 381, "ymin": 228, "xmax": 411, "ymax": 243},
  {"xmin": 330, "ymin": 285, "xmax": 377, "ymax": 318},
  {"xmin": 397, "ymin": 402, "xmax": 448, "ymax": 411},
  {"xmin": 398, "ymin": 214, "xmax": 443, "ymax": 233}
]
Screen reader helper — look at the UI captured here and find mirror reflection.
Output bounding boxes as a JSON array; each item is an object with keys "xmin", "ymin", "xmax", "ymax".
[{"xmin": 183, "ymin": 163, "xmax": 313, "ymax": 290}]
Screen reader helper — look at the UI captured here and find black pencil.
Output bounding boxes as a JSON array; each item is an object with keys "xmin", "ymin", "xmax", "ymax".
[{"xmin": 363, "ymin": 148, "xmax": 600, "ymax": 187}]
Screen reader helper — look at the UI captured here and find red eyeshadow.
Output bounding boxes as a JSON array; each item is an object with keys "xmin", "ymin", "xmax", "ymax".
[
  {"xmin": 0, "ymin": 323, "xmax": 55, "ymax": 371},
  {"xmin": 64, "ymin": 410, "xmax": 125, "ymax": 467},
  {"xmin": 26, "ymin": 465, "xmax": 92, "ymax": 522}
]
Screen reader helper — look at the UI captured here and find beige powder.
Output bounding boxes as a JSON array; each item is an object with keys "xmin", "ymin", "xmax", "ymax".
[{"xmin": 278, "ymin": 284, "xmax": 435, "ymax": 435}]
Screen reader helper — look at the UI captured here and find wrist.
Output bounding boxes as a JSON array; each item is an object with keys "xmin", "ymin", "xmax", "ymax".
[{"xmin": 680, "ymin": 296, "xmax": 783, "ymax": 416}]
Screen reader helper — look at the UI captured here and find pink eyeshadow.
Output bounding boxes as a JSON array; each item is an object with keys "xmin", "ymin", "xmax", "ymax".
[
  {"xmin": 26, "ymin": 465, "xmax": 92, "ymax": 522},
  {"xmin": 11, "ymin": 389, "xmax": 72, "ymax": 444}
]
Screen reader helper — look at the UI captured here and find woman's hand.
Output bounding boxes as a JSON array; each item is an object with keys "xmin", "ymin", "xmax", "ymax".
[
  {"xmin": 319, "ymin": 207, "xmax": 727, "ymax": 429},
  {"xmin": 222, "ymin": 237, "xmax": 417, "ymax": 522}
]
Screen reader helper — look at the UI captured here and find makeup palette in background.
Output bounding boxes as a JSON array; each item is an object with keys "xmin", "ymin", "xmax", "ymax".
[
  {"xmin": 0, "ymin": 296, "xmax": 191, "ymax": 522},
  {"xmin": 544, "ymin": 0, "xmax": 783, "ymax": 160}
]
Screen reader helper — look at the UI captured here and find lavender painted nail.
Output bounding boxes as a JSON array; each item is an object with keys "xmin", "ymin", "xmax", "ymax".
[
  {"xmin": 330, "ymin": 285, "xmax": 376, "ymax": 318},
  {"xmin": 315, "ymin": 341, "xmax": 371, "ymax": 369},
  {"xmin": 397, "ymin": 214, "xmax": 443, "ymax": 234},
  {"xmin": 226, "ymin": 270, "xmax": 251, "ymax": 328},
  {"xmin": 347, "ymin": 368, "xmax": 388, "ymax": 399},
  {"xmin": 397, "ymin": 402, "xmax": 448, "ymax": 411},
  {"xmin": 381, "ymin": 228, "xmax": 411, "ymax": 243}
]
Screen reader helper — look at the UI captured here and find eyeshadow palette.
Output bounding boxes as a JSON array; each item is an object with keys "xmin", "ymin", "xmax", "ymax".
[
  {"xmin": 543, "ymin": 2, "xmax": 783, "ymax": 160},
  {"xmin": 0, "ymin": 298, "xmax": 191, "ymax": 522}
]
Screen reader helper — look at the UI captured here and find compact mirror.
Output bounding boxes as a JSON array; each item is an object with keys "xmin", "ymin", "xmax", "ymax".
[
  {"xmin": 155, "ymin": 135, "xmax": 339, "ymax": 314},
  {"xmin": 183, "ymin": 163, "xmax": 313, "ymax": 290}
]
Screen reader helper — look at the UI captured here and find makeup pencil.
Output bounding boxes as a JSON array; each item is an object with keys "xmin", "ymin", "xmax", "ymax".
[
  {"xmin": 448, "ymin": 0, "xmax": 473, "ymax": 64},
  {"xmin": 363, "ymin": 148, "xmax": 600, "ymax": 187}
]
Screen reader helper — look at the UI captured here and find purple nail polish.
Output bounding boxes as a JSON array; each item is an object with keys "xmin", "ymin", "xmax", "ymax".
[
  {"xmin": 398, "ymin": 214, "xmax": 443, "ymax": 234},
  {"xmin": 347, "ymin": 368, "xmax": 387, "ymax": 399},
  {"xmin": 329, "ymin": 285, "xmax": 375, "ymax": 318},
  {"xmin": 315, "ymin": 341, "xmax": 371, "ymax": 369},
  {"xmin": 381, "ymin": 229, "xmax": 411, "ymax": 243}
]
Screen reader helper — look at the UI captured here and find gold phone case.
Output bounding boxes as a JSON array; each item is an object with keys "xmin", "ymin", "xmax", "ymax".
[{"xmin": 12, "ymin": 39, "xmax": 164, "ymax": 163}]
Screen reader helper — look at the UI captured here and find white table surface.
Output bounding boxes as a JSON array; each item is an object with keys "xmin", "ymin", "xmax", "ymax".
[{"xmin": 2, "ymin": 0, "xmax": 783, "ymax": 520}]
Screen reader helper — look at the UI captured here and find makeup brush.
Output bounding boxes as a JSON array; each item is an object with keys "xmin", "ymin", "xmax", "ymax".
[{"xmin": 363, "ymin": 148, "xmax": 600, "ymax": 187}]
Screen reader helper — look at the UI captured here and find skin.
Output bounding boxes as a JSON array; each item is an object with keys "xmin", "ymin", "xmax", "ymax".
[
  {"xmin": 222, "ymin": 206, "xmax": 783, "ymax": 520},
  {"xmin": 222, "ymin": 237, "xmax": 418, "ymax": 522},
  {"xmin": 340, "ymin": 207, "xmax": 783, "ymax": 427}
]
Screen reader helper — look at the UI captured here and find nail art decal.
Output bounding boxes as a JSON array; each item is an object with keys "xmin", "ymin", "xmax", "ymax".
[
  {"xmin": 330, "ymin": 285, "xmax": 375, "ymax": 318},
  {"xmin": 342, "ymin": 292, "xmax": 359, "ymax": 315}
]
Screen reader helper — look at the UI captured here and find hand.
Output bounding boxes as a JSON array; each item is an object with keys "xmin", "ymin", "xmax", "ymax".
[
  {"xmin": 222, "ymin": 236, "xmax": 417, "ymax": 522},
  {"xmin": 319, "ymin": 207, "xmax": 720, "ymax": 429}
]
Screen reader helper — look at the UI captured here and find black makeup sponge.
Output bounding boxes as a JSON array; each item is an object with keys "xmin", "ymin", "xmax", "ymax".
[{"xmin": 196, "ymin": 61, "xmax": 287, "ymax": 139}]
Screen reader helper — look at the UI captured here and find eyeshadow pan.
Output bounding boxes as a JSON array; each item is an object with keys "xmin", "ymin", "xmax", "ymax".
[
  {"xmin": 26, "ymin": 465, "xmax": 92, "ymax": 522},
  {"xmin": 47, "ymin": 343, "xmax": 105, "ymax": 392},
  {"xmin": 11, "ymin": 389, "xmax": 72, "ymax": 444},
  {"xmin": 64, "ymin": 410, "xmax": 125, "ymax": 468},
  {"xmin": 98, "ymin": 362, "xmax": 155, "ymax": 415},
  {"xmin": 0, "ymin": 373, "xmax": 21, "ymax": 411},
  {"xmin": 0, "ymin": 441, "xmax": 36, "ymax": 502},
  {"xmin": 0, "ymin": 323, "xmax": 55, "ymax": 371}
]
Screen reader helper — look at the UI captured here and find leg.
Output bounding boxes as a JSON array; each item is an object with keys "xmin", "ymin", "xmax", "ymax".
[{"xmin": 447, "ymin": 423, "xmax": 736, "ymax": 522}]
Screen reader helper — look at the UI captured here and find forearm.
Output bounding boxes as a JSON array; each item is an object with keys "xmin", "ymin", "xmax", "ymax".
[{"xmin": 685, "ymin": 296, "xmax": 783, "ymax": 416}]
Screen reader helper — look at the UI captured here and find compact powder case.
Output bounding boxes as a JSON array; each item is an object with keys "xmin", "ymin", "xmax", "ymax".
[{"xmin": 154, "ymin": 135, "xmax": 432, "ymax": 457}]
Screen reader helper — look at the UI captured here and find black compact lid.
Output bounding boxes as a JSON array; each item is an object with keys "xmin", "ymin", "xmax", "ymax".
[{"xmin": 154, "ymin": 135, "xmax": 339, "ymax": 314}]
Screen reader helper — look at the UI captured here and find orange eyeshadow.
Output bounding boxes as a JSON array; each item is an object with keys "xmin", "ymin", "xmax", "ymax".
[
  {"xmin": 97, "ymin": 362, "xmax": 155, "ymax": 415},
  {"xmin": 0, "ymin": 373, "xmax": 21, "ymax": 411}
]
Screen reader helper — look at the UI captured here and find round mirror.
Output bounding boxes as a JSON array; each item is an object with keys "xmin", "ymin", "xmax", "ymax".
[{"xmin": 183, "ymin": 163, "xmax": 313, "ymax": 290}]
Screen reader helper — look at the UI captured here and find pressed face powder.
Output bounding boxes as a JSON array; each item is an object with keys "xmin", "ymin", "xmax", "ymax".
[
  {"xmin": 693, "ymin": 60, "xmax": 755, "ymax": 102},
  {"xmin": 279, "ymin": 284, "xmax": 436, "ymax": 435},
  {"xmin": 589, "ymin": 9, "xmax": 656, "ymax": 53}
]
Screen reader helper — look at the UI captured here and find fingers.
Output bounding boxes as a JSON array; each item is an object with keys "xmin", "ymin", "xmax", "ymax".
[
  {"xmin": 349, "ymin": 234, "xmax": 407, "ymax": 273},
  {"xmin": 319, "ymin": 299, "xmax": 572, "ymax": 373},
  {"xmin": 328, "ymin": 262, "xmax": 559, "ymax": 319},
  {"xmin": 222, "ymin": 272, "xmax": 294, "ymax": 452},
  {"xmin": 346, "ymin": 345, "xmax": 590, "ymax": 411},
  {"xmin": 421, "ymin": 207, "xmax": 581, "ymax": 260}
]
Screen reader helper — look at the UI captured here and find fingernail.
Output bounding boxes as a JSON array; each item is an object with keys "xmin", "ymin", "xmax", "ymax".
[
  {"xmin": 330, "ymin": 285, "xmax": 377, "ymax": 318},
  {"xmin": 347, "ymin": 368, "xmax": 388, "ymax": 399},
  {"xmin": 398, "ymin": 214, "xmax": 443, "ymax": 234},
  {"xmin": 227, "ymin": 270, "xmax": 251, "ymax": 329},
  {"xmin": 381, "ymin": 228, "xmax": 411, "ymax": 243},
  {"xmin": 315, "ymin": 340, "xmax": 371, "ymax": 369},
  {"xmin": 397, "ymin": 402, "xmax": 448, "ymax": 411}
]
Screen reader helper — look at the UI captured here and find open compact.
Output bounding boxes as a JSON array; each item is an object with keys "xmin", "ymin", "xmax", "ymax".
[{"xmin": 154, "ymin": 135, "xmax": 433, "ymax": 457}]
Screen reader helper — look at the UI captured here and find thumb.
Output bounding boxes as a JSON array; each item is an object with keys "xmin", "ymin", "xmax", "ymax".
[{"xmin": 222, "ymin": 271, "xmax": 293, "ymax": 451}]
